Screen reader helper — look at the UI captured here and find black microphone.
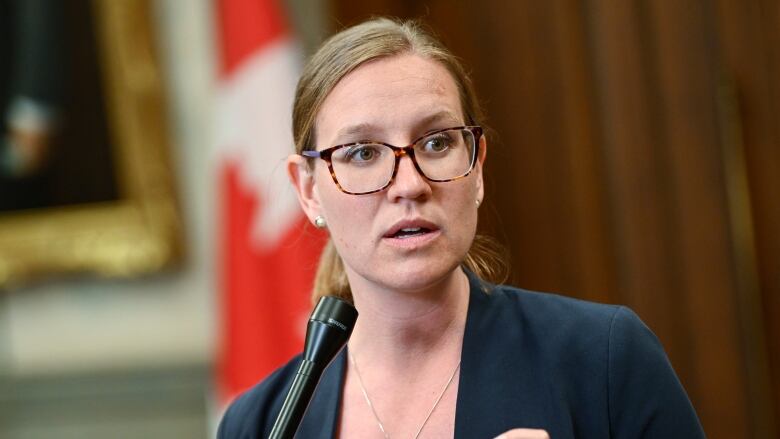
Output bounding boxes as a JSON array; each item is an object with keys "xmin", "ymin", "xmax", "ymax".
[{"xmin": 269, "ymin": 296, "xmax": 358, "ymax": 439}]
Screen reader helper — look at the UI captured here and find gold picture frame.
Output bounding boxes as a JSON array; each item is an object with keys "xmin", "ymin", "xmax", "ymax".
[{"xmin": 0, "ymin": 0, "xmax": 183, "ymax": 288}]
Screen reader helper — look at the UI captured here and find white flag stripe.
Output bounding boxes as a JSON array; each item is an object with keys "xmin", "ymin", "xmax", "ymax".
[{"xmin": 216, "ymin": 38, "xmax": 304, "ymax": 249}]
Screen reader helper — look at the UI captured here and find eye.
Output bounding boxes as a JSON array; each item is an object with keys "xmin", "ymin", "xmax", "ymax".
[
  {"xmin": 345, "ymin": 144, "xmax": 382, "ymax": 163},
  {"xmin": 421, "ymin": 133, "xmax": 453, "ymax": 153}
]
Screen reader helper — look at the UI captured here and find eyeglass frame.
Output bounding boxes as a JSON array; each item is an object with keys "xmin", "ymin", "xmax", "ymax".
[{"xmin": 300, "ymin": 125, "xmax": 483, "ymax": 195}]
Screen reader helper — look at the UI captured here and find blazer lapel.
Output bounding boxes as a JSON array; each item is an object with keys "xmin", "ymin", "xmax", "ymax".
[{"xmin": 454, "ymin": 274, "xmax": 551, "ymax": 439}]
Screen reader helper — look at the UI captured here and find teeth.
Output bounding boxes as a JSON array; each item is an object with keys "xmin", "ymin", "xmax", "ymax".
[{"xmin": 393, "ymin": 227, "xmax": 426, "ymax": 239}]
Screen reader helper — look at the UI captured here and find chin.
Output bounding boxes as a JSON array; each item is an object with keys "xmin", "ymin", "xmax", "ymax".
[{"xmin": 365, "ymin": 259, "xmax": 462, "ymax": 294}]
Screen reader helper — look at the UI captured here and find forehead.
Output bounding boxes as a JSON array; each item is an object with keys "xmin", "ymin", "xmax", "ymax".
[{"xmin": 315, "ymin": 53, "xmax": 463, "ymax": 144}]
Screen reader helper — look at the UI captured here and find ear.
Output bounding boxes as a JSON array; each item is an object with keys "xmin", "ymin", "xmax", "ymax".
[
  {"xmin": 287, "ymin": 154, "xmax": 322, "ymax": 225},
  {"xmin": 475, "ymin": 135, "xmax": 487, "ymax": 202}
]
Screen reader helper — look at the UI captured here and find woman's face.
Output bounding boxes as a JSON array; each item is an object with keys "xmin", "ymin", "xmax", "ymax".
[{"xmin": 289, "ymin": 53, "xmax": 486, "ymax": 294}]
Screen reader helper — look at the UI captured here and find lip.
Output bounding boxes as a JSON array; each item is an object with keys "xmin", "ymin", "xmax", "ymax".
[
  {"xmin": 381, "ymin": 218, "xmax": 441, "ymax": 249},
  {"xmin": 383, "ymin": 218, "xmax": 440, "ymax": 238}
]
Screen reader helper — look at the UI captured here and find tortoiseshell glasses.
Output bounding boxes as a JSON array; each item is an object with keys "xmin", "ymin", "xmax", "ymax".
[{"xmin": 301, "ymin": 126, "xmax": 482, "ymax": 195}]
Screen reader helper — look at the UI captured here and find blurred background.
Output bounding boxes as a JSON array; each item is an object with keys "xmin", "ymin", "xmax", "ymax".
[{"xmin": 0, "ymin": 0, "xmax": 777, "ymax": 438}]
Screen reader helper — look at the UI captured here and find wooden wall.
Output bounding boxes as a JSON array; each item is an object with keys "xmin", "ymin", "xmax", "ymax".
[{"xmin": 328, "ymin": 1, "xmax": 780, "ymax": 437}]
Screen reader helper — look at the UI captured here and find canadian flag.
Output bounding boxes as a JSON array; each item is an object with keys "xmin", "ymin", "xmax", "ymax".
[{"xmin": 215, "ymin": 0, "xmax": 326, "ymax": 404}]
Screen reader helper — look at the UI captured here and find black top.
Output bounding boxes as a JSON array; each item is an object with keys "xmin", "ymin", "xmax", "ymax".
[{"xmin": 219, "ymin": 272, "xmax": 705, "ymax": 438}]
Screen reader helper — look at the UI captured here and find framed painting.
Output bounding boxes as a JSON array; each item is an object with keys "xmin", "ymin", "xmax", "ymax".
[{"xmin": 0, "ymin": 0, "xmax": 183, "ymax": 288}]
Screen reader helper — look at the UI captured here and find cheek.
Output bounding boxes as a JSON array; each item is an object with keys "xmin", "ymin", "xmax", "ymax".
[
  {"xmin": 322, "ymin": 196, "xmax": 379, "ymax": 268},
  {"xmin": 447, "ymin": 179, "xmax": 479, "ymax": 210},
  {"xmin": 313, "ymin": 167, "xmax": 345, "ymax": 210},
  {"xmin": 315, "ymin": 175, "xmax": 376, "ymax": 237},
  {"xmin": 448, "ymin": 182, "xmax": 480, "ymax": 235}
]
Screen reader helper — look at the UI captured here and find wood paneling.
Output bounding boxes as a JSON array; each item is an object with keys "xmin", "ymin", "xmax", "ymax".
[
  {"xmin": 643, "ymin": 1, "xmax": 753, "ymax": 434},
  {"xmin": 715, "ymin": 1, "xmax": 780, "ymax": 434}
]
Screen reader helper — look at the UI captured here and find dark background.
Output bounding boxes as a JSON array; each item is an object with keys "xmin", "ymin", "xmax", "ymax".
[{"xmin": 0, "ymin": 0, "xmax": 116, "ymax": 212}]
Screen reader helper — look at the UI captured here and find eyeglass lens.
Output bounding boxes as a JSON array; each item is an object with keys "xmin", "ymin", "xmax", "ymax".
[{"xmin": 330, "ymin": 128, "xmax": 476, "ymax": 194}]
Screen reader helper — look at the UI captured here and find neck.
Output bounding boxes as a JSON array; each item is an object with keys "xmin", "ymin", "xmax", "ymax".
[{"xmin": 346, "ymin": 267, "xmax": 470, "ymax": 366}]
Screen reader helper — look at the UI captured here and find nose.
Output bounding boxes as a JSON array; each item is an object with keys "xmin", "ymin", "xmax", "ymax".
[{"xmin": 386, "ymin": 154, "xmax": 431, "ymax": 201}]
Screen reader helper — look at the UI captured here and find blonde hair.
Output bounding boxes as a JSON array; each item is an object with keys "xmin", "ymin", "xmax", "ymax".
[{"xmin": 293, "ymin": 17, "xmax": 508, "ymax": 304}]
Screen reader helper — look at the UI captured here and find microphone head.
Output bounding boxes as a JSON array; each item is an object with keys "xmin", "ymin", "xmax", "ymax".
[{"xmin": 303, "ymin": 296, "xmax": 358, "ymax": 368}]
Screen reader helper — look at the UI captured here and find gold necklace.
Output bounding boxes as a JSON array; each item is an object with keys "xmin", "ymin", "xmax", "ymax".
[{"xmin": 348, "ymin": 350, "xmax": 461, "ymax": 439}]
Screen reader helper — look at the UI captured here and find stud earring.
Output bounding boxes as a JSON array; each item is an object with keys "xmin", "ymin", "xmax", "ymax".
[
  {"xmin": 476, "ymin": 199, "xmax": 481, "ymax": 207},
  {"xmin": 314, "ymin": 215, "xmax": 327, "ymax": 229}
]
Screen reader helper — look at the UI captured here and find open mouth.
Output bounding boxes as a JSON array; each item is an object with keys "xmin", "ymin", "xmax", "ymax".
[
  {"xmin": 390, "ymin": 227, "xmax": 433, "ymax": 239},
  {"xmin": 383, "ymin": 218, "xmax": 439, "ymax": 242}
]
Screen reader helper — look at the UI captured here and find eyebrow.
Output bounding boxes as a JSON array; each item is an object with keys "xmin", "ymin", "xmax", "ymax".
[
  {"xmin": 332, "ymin": 110, "xmax": 463, "ymax": 144},
  {"xmin": 333, "ymin": 123, "xmax": 377, "ymax": 142},
  {"xmin": 415, "ymin": 110, "xmax": 463, "ymax": 130}
]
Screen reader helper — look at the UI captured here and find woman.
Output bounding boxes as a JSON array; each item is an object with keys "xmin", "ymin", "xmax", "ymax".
[{"xmin": 218, "ymin": 18, "xmax": 704, "ymax": 439}]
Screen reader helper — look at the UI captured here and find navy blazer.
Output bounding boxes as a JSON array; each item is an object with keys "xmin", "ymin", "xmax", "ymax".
[{"xmin": 219, "ymin": 273, "xmax": 705, "ymax": 438}]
